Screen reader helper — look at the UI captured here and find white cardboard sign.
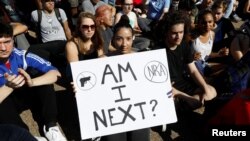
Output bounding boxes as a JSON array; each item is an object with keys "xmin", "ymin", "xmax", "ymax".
[{"xmin": 70, "ymin": 49, "xmax": 177, "ymax": 140}]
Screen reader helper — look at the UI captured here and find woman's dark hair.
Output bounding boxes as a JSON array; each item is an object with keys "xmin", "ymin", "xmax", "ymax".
[
  {"xmin": 190, "ymin": 9, "xmax": 214, "ymax": 39},
  {"xmin": 113, "ymin": 15, "xmax": 134, "ymax": 36},
  {"xmin": 197, "ymin": 9, "xmax": 214, "ymax": 25},
  {"xmin": 0, "ymin": 22, "xmax": 13, "ymax": 38}
]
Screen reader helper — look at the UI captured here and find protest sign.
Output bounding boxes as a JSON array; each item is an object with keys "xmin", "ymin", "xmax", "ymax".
[{"xmin": 70, "ymin": 49, "xmax": 177, "ymax": 140}]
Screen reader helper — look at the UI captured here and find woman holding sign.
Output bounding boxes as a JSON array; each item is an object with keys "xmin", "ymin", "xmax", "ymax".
[
  {"xmin": 101, "ymin": 15, "xmax": 150, "ymax": 141},
  {"xmin": 65, "ymin": 12, "xmax": 106, "ymax": 141}
]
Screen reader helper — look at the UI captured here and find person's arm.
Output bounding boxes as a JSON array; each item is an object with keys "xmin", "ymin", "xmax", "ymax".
[
  {"xmin": 0, "ymin": 85, "xmax": 14, "ymax": 103},
  {"xmin": 59, "ymin": 9, "xmax": 72, "ymax": 40},
  {"xmin": 230, "ymin": 35, "xmax": 244, "ymax": 61},
  {"xmin": 188, "ymin": 62, "xmax": 208, "ymax": 88},
  {"xmin": 19, "ymin": 68, "xmax": 60, "ymax": 87},
  {"xmin": 0, "ymin": 68, "xmax": 60, "ymax": 103},
  {"xmin": 210, "ymin": 47, "xmax": 229, "ymax": 58},
  {"xmin": 223, "ymin": 0, "xmax": 234, "ymax": 18},
  {"xmin": 159, "ymin": 0, "xmax": 170, "ymax": 20},
  {"xmin": 114, "ymin": 13, "xmax": 122, "ymax": 25},
  {"xmin": 244, "ymin": 0, "xmax": 250, "ymax": 14},
  {"xmin": 36, "ymin": 0, "xmax": 42, "ymax": 9},
  {"xmin": 10, "ymin": 22, "xmax": 28, "ymax": 36},
  {"xmin": 134, "ymin": 13, "xmax": 141, "ymax": 29},
  {"xmin": 65, "ymin": 41, "xmax": 79, "ymax": 63},
  {"xmin": 187, "ymin": 62, "xmax": 217, "ymax": 100},
  {"xmin": 159, "ymin": 8, "xmax": 169, "ymax": 20},
  {"xmin": 62, "ymin": 21, "xmax": 72, "ymax": 40}
]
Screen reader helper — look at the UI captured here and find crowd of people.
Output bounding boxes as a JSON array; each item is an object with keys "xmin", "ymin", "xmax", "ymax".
[{"xmin": 0, "ymin": 0, "xmax": 250, "ymax": 141}]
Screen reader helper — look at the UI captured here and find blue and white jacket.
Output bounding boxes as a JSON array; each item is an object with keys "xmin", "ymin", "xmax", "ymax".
[{"xmin": 0, "ymin": 48, "xmax": 57, "ymax": 87}]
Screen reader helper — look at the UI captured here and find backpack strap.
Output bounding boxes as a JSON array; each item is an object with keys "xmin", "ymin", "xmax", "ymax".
[
  {"xmin": 54, "ymin": 8, "xmax": 63, "ymax": 27},
  {"xmin": 35, "ymin": 8, "xmax": 63, "ymax": 43},
  {"xmin": 37, "ymin": 9, "xmax": 42, "ymax": 26},
  {"xmin": 36, "ymin": 9, "xmax": 42, "ymax": 43}
]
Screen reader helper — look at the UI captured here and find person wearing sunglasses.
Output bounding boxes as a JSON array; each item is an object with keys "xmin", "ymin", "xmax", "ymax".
[
  {"xmin": 65, "ymin": 12, "xmax": 105, "ymax": 83},
  {"xmin": 66, "ymin": 12, "xmax": 105, "ymax": 63},
  {"xmin": 64, "ymin": 12, "xmax": 105, "ymax": 140}
]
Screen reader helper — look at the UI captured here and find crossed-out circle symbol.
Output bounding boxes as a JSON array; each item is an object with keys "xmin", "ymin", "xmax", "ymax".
[{"xmin": 76, "ymin": 71, "xmax": 96, "ymax": 91}]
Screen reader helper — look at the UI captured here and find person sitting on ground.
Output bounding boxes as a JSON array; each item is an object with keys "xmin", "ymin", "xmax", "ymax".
[
  {"xmin": 155, "ymin": 11, "xmax": 217, "ymax": 108},
  {"xmin": 114, "ymin": 0, "xmax": 150, "ymax": 51},
  {"xmin": 137, "ymin": 0, "xmax": 171, "ymax": 35},
  {"xmin": 191, "ymin": 9, "xmax": 229, "ymax": 76},
  {"xmin": 65, "ymin": 12, "xmax": 105, "ymax": 81},
  {"xmin": 0, "ymin": 22, "xmax": 67, "ymax": 141},
  {"xmin": 95, "ymin": 4, "xmax": 116, "ymax": 54},
  {"xmin": 0, "ymin": 4, "xmax": 30, "ymax": 50},
  {"xmin": 30, "ymin": 0, "xmax": 72, "ymax": 82},
  {"xmin": 209, "ymin": 0, "xmax": 235, "ymax": 64},
  {"xmin": 31, "ymin": 0, "xmax": 72, "ymax": 43},
  {"xmin": 101, "ymin": 14, "xmax": 150, "ymax": 141},
  {"xmin": 151, "ymin": 10, "xmax": 217, "ymax": 141},
  {"xmin": 65, "ymin": 12, "xmax": 105, "ymax": 141}
]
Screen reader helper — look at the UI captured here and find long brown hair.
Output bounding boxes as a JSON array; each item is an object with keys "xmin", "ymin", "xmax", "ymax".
[{"xmin": 74, "ymin": 12, "xmax": 104, "ymax": 50}]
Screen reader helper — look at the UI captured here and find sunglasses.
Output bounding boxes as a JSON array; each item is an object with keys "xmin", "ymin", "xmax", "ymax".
[{"xmin": 81, "ymin": 24, "xmax": 95, "ymax": 31}]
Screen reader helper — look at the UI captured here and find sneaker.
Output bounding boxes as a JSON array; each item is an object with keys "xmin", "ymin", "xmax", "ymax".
[
  {"xmin": 43, "ymin": 126, "xmax": 67, "ymax": 141},
  {"xmin": 92, "ymin": 137, "xmax": 101, "ymax": 141},
  {"xmin": 35, "ymin": 136, "xmax": 48, "ymax": 141}
]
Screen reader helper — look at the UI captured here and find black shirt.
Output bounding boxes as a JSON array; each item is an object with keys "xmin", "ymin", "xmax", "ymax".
[{"xmin": 158, "ymin": 41, "xmax": 198, "ymax": 94}]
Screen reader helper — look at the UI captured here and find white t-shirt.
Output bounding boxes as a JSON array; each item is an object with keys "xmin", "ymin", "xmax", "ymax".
[
  {"xmin": 31, "ymin": 8, "xmax": 67, "ymax": 43},
  {"xmin": 118, "ymin": 11, "xmax": 137, "ymax": 28},
  {"xmin": 192, "ymin": 31, "xmax": 214, "ymax": 61}
]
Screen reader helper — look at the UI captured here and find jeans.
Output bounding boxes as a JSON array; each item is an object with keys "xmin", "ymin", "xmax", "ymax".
[
  {"xmin": 0, "ymin": 85, "xmax": 58, "ymax": 130},
  {"xmin": 0, "ymin": 124, "xmax": 37, "ymax": 141}
]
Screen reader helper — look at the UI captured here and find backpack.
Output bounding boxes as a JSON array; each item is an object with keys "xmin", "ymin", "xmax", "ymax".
[{"xmin": 36, "ymin": 8, "xmax": 63, "ymax": 43}]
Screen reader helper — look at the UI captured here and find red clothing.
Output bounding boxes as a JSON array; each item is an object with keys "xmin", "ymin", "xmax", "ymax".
[
  {"xmin": 209, "ymin": 89, "xmax": 250, "ymax": 125},
  {"xmin": 133, "ymin": 0, "xmax": 143, "ymax": 7},
  {"xmin": 116, "ymin": 0, "xmax": 143, "ymax": 7}
]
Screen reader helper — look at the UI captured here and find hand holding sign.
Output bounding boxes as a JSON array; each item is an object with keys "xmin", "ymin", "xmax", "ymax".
[{"xmin": 70, "ymin": 49, "xmax": 177, "ymax": 140}]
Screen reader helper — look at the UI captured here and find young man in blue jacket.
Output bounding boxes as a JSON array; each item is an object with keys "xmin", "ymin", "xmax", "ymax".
[{"xmin": 0, "ymin": 22, "xmax": 66, "ymax": 141}]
